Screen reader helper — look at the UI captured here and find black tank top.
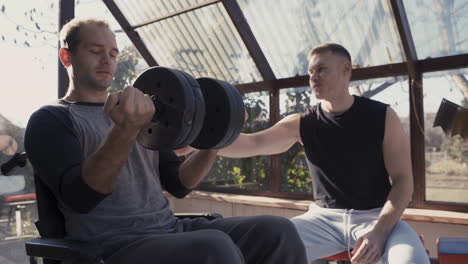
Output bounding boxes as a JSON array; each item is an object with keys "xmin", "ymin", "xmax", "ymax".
[{"xmin": 300, "ymin": 96, "xmax": 391, "ymax": 210}]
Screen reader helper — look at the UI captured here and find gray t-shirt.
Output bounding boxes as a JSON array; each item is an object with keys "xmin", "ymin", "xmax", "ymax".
[{"xmin": 25, "ymin": 100, "xmax": 190, "ymax": 248}]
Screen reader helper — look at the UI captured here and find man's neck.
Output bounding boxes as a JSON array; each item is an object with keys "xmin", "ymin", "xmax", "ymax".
[
  {"xmin": 320, "ymin": 93, "xmax": 354, "ymax": 114},
  {"xmin": 63, "ymin": 83, "xmax": 108, "ymax": 103}
]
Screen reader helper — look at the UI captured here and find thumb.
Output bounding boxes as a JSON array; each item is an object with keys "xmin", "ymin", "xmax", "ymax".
[{"xmin": 352, "ymin": 237, "xmax": 363, "ymax": 255}]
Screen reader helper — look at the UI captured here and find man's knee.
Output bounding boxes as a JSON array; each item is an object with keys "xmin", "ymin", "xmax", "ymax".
[
  {"xmin": 191, "ymin": 229, "xmax": 244, "ymax": 263},
  {"xmin": 384, "ymin": 222, "xmax": 430, "ymax": 264},
  {"xmin": 252, "ymin": 215, "xmax": 303, "ymax": 245}
]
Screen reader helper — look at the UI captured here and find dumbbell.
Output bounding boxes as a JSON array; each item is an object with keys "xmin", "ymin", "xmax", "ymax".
[{"xmin": 132, "ymin": 66, "xmax": 245, "ymax": 150}]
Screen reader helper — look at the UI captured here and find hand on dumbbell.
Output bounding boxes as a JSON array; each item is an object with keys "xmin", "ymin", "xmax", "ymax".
[{"xmin": 104, "ymin": 86, "xmax": 155, "ymax": 132}]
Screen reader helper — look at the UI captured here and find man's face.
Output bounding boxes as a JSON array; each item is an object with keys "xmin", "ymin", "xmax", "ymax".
[
  {"xmin": 308, "ymin": 51, "xmax": 350, "ymax": 100},
  {"xmin": 69, "ymin": 24, "xmax": 119, "ymax": 90}
]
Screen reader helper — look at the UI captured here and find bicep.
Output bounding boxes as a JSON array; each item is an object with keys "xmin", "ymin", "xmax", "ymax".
[
  {"xmin": 252, "ymin": 114, "xmax": 301, "ymax": 154},
  {"xmin": 25, "ymin": 110, "xmax": 82, "ymax": 193},
  {"xmin": 382, "ymin": 107, "xmax": 412, "ymax": 184}
]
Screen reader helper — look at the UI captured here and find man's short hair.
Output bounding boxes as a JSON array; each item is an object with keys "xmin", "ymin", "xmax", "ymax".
[
  {"xmin": 307, "ymin": 43, "xmax": 352, "ymax": 63},
  {"xmin": 59, "ymin": 18, "xmax": 110, "ymax": 54}
]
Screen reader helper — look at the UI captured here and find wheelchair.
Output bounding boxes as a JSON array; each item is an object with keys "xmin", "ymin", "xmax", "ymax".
[{"xmin": 1, "ymin": 152, "xmax": 222, "ymax": 264}]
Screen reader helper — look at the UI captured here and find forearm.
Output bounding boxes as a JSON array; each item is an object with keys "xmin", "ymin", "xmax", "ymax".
[
  {"xmin": 218, "ymin": 133, "xmax": 295, "ymax": 158},
  {"xmin": 82, "ymin": 125, "xmax": 139, "ymax": 194},
  {"xmin": 179, "ymin": 149, "xmax": 219, "ymax": 188},
  {"xmin": 218, "ymin": 134, "xmax": 260, "ymax": 158},
  {"xmin": 373, "ymin": 180, "xmax": 412, "ymax": 237}
]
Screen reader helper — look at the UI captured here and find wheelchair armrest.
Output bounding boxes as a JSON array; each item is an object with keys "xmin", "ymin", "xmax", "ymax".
[
  {"xmin": 175, "ymin": 212, "xmax": 223, "ymax": 220},
  {"xmin": 25, "ymin": 214, "xmax": 221, "ymax": 263},
  {"xmin": 25, "ymin": 237, "xmax": 103, "ymax": 263}
]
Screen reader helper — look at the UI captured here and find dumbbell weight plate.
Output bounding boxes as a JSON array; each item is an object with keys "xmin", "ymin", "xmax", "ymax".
[
  {"xmin": 191, "ymin": 78, "xmax": 245, "ymax": 149},
  {"xmin": 133, "ymin": 67, "xmax": 205, "ymax": 150}
]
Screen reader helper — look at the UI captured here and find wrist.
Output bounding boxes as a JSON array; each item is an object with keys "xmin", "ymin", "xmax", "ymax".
[
  {"xmin": 372, "ymin": 222, "xmax": 393, "ymax": 237},
  {"xmin": 110, "ymin": 124, "xmax": 140, "ymax": 142}
]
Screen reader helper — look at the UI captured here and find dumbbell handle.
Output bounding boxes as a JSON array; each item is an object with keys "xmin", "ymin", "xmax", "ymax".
[{"xmin": 149, "ymin": 95, "xmax": 166, "ymax": 123}]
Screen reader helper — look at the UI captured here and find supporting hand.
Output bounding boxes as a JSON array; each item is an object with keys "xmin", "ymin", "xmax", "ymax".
[{"xmin": 351, "ymin": 230, "xmax": 386, "ymax": 263}]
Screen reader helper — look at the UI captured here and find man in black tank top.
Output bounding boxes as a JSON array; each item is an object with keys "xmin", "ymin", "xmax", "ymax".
[{"xmin": 220, "ymin": 44, "xmax": 429, "ymax": 263}]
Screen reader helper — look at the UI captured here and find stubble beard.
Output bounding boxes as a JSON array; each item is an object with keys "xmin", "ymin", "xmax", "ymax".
[{"xmin": 86, "ymin": 74, "xmax": 112, "ymax": 91}]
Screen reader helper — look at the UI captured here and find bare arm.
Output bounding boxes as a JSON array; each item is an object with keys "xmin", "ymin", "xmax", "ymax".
[
  {"xmin": 178, "ymin": 149, "xmax": 219, "ymax": 189},
  {"xmin": 82, "ymin": 87, "xmax": 155, "ymax": 194},
  {"xmin": 218, "ymin": 114, "xmax": 302, "ymax": 158},
  {"xmin": 374, "ymin": 107, "xmax": 413, "ymax": 237},
  {"xmin": 352, "ymin": 107, "xmax": 413, "ymax": 263}
]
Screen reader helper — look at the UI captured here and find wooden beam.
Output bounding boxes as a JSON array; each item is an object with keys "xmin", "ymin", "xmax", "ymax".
[
  {"xmin": 236, "ymin": 53, "xmax": 468, "ymax": 94},
  {"xmin": 197, "ymin": 186, "xmax": 313, "ymax": 201},
  {"xmin": 389, "ymin": 0, "xmax": 419, "ymax": 78},
  {"xmin": 419, "ymin": 53, "xmax": 468, "ymax": 73},
  {"xmin": 269, "ymin": 91, "xmax": 281, "ymax": 193},
  {"xmin": 236, "ymin": 62, "xmax": 408, "ymax": 93},
  {"xmin": 409, "ymin": 72, "xmax": 426, "ymax": 204},
  {"xmin": 220, "ymin": 0, "xmax": 276, "ymax": 81},
  {"xmin": 410, "ymin": 201, "xmax": 468, "ymax": 213},
  {"xmin": 132, "ymin": 0, "xmax": 220, "ymax": 29},
  {"xmin": 389, "ymin": 0, "xmax": 426, "ymax": 204},
  {"xmin": 102, "ymin": 0, "xmax": 158, "ymax": 66}
]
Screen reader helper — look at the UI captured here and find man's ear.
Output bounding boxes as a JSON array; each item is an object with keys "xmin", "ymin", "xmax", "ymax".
[
  {"xmin": 343, "ymin": 60, "xmax": 352, "ymax": 77},
  {"xmin": 59, "ymin": 48, "xmax": 72, "ymax": 67}
]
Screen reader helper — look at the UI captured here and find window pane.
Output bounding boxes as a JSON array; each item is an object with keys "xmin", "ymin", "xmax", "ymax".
[
  {"xmin": 114, "ymin": 0, "xmax": 206, "ymax": 26},
  {"xmin": 403, "ymin": 0, "xmax": 468, "ymax": 59},
  {"xmin": 352, "ymin": 76, "xmax": 410, "ymax": 122},
  {"xmin": 279, "ymin": 87, "xmax": 316, "ymax": 194},
  {"xmin": 201, "ymin": 91, "xmax": 270, "ymax": 191},
  {"xmin": 238, "ymin": 0, "xmax": 404, "ymax": 78},
  {"xmin": 125, "ymin": 2, "xmax": 262, "ymax": 84},
  {"xmin": 0, "ymin": 0, "xmax": 58, "ymax": 260},
  {"xmin": 424, "ymin": 70, "xmax": 468, "ymax": 203}
]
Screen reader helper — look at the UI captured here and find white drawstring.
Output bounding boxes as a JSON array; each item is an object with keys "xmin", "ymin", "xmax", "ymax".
[{"xmin": 343, "ymin": 209, "xmax": 354, "ymax": 260}]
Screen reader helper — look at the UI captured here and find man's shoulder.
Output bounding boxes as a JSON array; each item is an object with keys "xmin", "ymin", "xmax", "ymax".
[
  {"xmin": 355, "ymin": 96, "xmax": 389, "ymax": 109},
  {"xmin": 29, "ymin": 100, "xmax": 72, "ymax": 125},
  {"xmin": 34, "ymin": 100, "xmax": 69, "ymax": 113}
]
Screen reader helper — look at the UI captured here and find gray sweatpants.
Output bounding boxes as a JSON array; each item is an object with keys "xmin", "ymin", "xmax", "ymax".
[
  {"xmin": 104, "ymin": 215, "xmax": 307, "ymax": 264},
  {"xmin": 291, "ymin": 204, "xmax": 430, "ymax": 264}
]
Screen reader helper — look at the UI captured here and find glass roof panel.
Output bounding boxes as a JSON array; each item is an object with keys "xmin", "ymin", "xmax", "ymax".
[
  {"xmin": 113, "ymin": 0, "xmax": 207, "ymax": 26},
  {"xmin": 238, "ymin": 0, "xmax": 405, "ymax": 78},
  {"xmin": 133, "ymin": 2, "xmax": 262, "ymax": 84},
  {"xmin": 403, "ymin": 0, "xmax": 468, "ymax": 59}
]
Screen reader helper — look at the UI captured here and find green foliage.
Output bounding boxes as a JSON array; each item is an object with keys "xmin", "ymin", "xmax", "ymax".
[
  {"xmin": 280, "ymin": 143, "xmax": 312, "ymax": 193},
  {"xmin": 279, "ymin": 89, "xmax": 313, "ymax": 193},
  {"xmin": 201, "ymin": 93, "xmax": 270, "ymax": 190},
  {"xmin": 202, "ymin": 88, "xmax": 315, "ymax": 194},
  {"xmin": 108, "ymin": 46, "xmax": 140, "ymax": 93},
  {"xmin": 441, "ymin": 135, "xmax": 466, "ymax": 162}
]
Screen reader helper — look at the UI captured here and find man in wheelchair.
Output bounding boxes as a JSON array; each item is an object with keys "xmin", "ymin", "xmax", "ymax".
[{"xmin": 24, "ymin": 18, "xmax": 307, "ymax": 264}]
